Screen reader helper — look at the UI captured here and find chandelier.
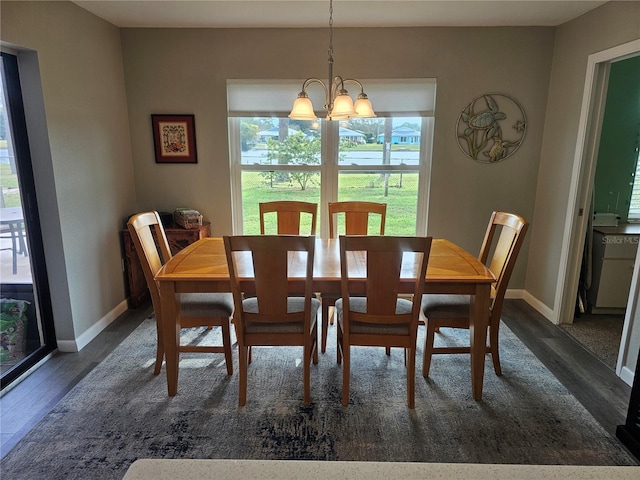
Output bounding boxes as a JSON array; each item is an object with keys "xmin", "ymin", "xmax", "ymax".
[{"xmin": 288, "ymin": 0, "xmax": 376, "ymax": 121}]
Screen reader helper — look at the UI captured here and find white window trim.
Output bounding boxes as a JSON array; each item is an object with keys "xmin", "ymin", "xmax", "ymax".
[{"xmin": 227, "ymin": 79, "xmax": 435, "ymax": 237}]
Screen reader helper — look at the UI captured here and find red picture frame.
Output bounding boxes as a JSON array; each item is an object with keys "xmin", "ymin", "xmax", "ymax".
[{"xmin": 151, "ymin": 114, "xmax": 197, "ymax": 164}]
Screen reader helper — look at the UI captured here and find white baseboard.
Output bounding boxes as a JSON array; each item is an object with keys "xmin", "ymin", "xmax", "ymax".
[
  {"xmin": 521, "ymin": 290, "xmax": 555, "ymax": 322},
  {"xmin": 505, "ymin": 288, "xmax": 526, "ymax": 299},
  {"xmin": 618, "ymin": 365, "xmax": 635, "ymax": 387},
  {"xmin": 56, "ymin": 300, "xmax": 129, "ymax": 352}
]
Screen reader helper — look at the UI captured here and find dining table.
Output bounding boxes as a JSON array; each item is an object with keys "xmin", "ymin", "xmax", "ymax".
[{"xmin": 155, "ymin": 237, "xmax": 495, "ymax": 400}]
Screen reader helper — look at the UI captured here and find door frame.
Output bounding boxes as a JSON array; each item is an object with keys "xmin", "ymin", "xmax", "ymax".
[
  {"xmin": 555, "ymin": 39, "xmax": 640, "ymax": 383},
  {"xmin": 0, "ymin": 52, "xmax": 57, "ymax": 390}
]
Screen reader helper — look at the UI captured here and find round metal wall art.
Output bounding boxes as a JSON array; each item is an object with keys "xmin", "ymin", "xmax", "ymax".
[{"xmin": 456, "ymin": 93, "xmax": 527, "ymax": 163}]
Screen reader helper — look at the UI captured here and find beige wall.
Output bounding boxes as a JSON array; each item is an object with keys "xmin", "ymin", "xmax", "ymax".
[
  {"xmin": 1, "ymin": 2, "xmax": 136, "ymax": 345},
  {"xmin": 121, "ymin": 26, "xmax": 554, "ymax": 290},
  {"xmin": 8, "ymin": 0, "xmax": 632, "ymax": 347},
  {"xmin": 527, "ymin": 1, "xmax": 640, "ymax": 313}
]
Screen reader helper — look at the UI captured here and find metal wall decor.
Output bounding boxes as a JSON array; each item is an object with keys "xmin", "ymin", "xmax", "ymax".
[{"xmin": 456, "ymin": 93, "xmax": 526, "ymax": 163}]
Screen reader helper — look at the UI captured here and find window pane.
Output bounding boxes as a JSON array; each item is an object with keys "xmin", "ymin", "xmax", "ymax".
[
  {"xmin": 337, "ymin": 118, "xmax": 421, "ymax": 166},
  {"xmin": 337, "ymin": 171, "xmax": 419, "ymax": 236},
  {"xmin": 240, "ymin": 117, "xmax": 321, "ymax": 166},
  {"xmin": 241, "ymin": 170, "xmax": 321, "ymax": 234},
  {"xmin": 628, "ymin": 149, "xmax": 640, "ymax": 219}
]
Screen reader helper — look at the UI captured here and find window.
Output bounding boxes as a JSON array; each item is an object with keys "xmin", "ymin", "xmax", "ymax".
[
  {"xmin": 628, "ymin": 148, "xmax": 640, "ymax": 221},
  {"xmin": 228, "ymin": 80, "xmax": 435, "ymax": 237}
]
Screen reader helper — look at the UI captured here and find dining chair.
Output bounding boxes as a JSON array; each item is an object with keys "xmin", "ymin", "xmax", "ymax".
[
  {"xmin": 259, "ymin": 200, "xmax": 317, "ymax": 235},
  {"xmin": 223, "ymin": 234, "xmax": 320, "ymax": 406},
  {"xmin": 321, "ymin": 201, "xmax": 387, "ymax": 353},
  {"xmin": 421, "ymin": 211, "xmax": 528, "ymax": 377},
  {"xmin": 336, "ymin": 235, "xmax": 432, "ymax": 408},
  {"xmin": 127, "ymin": 211, "xmax": 234, "ymax": 376},
  {"xmin": 0, "ymin": 222, "xmax": 26, "ymax": 275}
]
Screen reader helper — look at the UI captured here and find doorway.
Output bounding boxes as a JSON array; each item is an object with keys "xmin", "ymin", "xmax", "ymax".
[
  {"xmin": 0, "ymin": 52, "xmax": 56, "ymax": 390},
  {"xmin": 564, "ymin": 55, "xmax": 640, "ymax": 371},
  {"xmin": 557, "ymin": 39, "xmax": 640, "ymax": 385}
]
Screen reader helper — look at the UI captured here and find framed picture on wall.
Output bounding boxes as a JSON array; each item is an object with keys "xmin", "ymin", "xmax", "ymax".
[{"xmin": 151, "ymin": 114, "xmax": 197, "ymax": 164}]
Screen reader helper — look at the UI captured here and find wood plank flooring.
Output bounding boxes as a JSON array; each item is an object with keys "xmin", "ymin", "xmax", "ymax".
[
  {"xmin": 0, "ymin": 299, "xmax": 634, "ymax": 460},
  {"xmin": 0, "ymin": 304, "xmax": 152, "ymax": 457}
]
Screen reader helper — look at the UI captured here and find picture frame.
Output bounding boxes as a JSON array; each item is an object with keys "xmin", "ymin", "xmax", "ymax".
[{"xmin": 151, "ymin": 114, "xmax": 197, "ymax": 164}]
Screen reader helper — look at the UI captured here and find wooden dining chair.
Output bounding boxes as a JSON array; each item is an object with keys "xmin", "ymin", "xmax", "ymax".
[
  {"xmin": 223, "ymin": 234, "xmax": 320, "ymax": 406},
  {"xmin": 336, "ymin": 235, "xmax": 432, "ymax": 408},
  {"xmin": 322, "ymin": 201, "xmax": 387, "ymax": 353},
  {"xmin": 259, "ymin": 200, "xmax": 318, "ymax": 235},
  {"xmin": 0, "ymin": 222, "xmax": 26, "ymax": 275},
  {"xmin": 421, "ymin": 211, "xmax": 528, "ymax": 377},
  {"xmin": 127, "ymin": 211, "xmax": 234, "ymax": 376}
]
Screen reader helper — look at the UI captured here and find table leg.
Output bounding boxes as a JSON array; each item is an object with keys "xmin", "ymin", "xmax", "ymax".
[
  {"xmin": 159, "ymin": 282, "xmax": 180, "ymax": 396},
  {"xmin": 469, "ymin": 283, "xmax": 491, "ymax": 401}
]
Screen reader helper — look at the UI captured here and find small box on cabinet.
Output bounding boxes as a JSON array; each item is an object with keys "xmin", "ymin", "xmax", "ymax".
[{"xmin": 173, "ymin": 208, "xmax": 203, "ymax": 229}]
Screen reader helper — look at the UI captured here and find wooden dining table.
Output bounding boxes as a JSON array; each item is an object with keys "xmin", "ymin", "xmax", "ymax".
[{"xmin": 155, "ymin": 237, "xmax": 495, "ymax": 400}]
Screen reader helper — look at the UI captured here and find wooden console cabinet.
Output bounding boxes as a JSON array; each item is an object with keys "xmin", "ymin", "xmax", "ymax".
[{"xmin": 122, "ymin": 222, "xmax": 211, "ymax": 308}]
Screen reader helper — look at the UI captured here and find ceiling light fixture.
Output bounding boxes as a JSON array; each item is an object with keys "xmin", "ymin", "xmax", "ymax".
[{"xmin": 288, "ymin": 0, "xmax": 376, "ymax": 121}]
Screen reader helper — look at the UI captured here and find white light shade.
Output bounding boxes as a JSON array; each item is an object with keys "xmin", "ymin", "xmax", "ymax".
[
  {"xmin": 353, "ymin": 96, "xmax": 376, "ymax": 118},
  {"xmin": 289, "ymin": 96, "xmax": 317, "ymax": 120},
  {"xmin": 330, "ymin": 92, "xmax": 357, "ymax": 119}
]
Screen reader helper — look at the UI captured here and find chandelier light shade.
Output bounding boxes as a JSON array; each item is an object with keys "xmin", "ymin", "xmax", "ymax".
[{"xmin": 289, "ymin": 0, "xmax": 376, "ymax": 121}]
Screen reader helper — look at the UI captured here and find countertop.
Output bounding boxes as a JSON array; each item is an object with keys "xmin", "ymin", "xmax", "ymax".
[
  {"xmin": 123, "ymin": 459, "xmax": 640, "ymax": 480},
  {"xmin": 594, "ymin": 224, "xmax": 640, "ymax": 235}
]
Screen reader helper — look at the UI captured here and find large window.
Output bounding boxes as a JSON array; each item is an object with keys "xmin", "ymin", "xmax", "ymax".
[{"xmin": 228, "ymin": 80, "xmax": 435, "ymax": 236}]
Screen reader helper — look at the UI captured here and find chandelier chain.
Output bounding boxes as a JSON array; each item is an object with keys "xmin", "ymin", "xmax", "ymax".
[
  {"xmin": 328, "ymin": 0, "xmax": 334, "ymax": 60},
  {"xmin": 288, "ymin": 0, "xmax": 375, "ymax": 120}
]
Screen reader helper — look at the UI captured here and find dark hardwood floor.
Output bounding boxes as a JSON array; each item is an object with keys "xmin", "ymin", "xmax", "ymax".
[
  {"xmin": 0, "ymin": 304, "xmax": 152, "ymax": 458},
  {"xmin": 0, "ymin": 299, "xmax": 634, "ymax": 460}
]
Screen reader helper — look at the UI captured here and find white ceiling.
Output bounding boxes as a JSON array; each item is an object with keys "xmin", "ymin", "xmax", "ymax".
[{"xmin": 71, "ymin": 0, "xmax": 609, "ymax": 28}]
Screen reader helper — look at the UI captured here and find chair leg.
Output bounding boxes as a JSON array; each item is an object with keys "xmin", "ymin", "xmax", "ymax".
[
  {"xmin": 321, "ymin": 299, "xmax": 330, "ymax": 353},
  {"xmin": 222, "ymin": 318, "xmax": 233, "ymax": 375},
  {"xmin": 422, "ymin": 323, "xmax": 436, "ymax": 377},
  {"xmin": 304, "ymin": 343, "xmax": 311, "ymax": 406},
  {"xmin": 153, "ymin": 314, "xmax": 164, "ymax": 375},
  {"xmin": 489, "ymin": 324, "xmax": 502, "ymax": 376},
  {"xmin": 312, "ymin": 322, "xmax": 319, "ymax": 364},
  {"xmin": 341, "ymin": 343, "xmax": 350, "ymax": 406},
  {"xmin": 238, "ymin": 345, "xmax": 248, "ymax": 406},
  {"xmin": 10, "ymin": 228, "xmax": 18, "ymax": 275},
  {"xmin": 385, "ymin": 346, "xmax": 391, "ymax": 356},
  {"xmin": 336, "ymin": 322, "xmax": 343, "ymax": 365},
  {"xmin": 407, "ymin": 346, "xmax": 416, "ymax": 409}
]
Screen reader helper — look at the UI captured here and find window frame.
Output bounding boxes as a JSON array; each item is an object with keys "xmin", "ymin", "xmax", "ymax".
[
  {"xmin": 229, "ymin": 116, "xmax": 432, "ymax": 238},
  {"xmin": 228, "ymin": 80, "xmax": 435, "ymax": 237}
]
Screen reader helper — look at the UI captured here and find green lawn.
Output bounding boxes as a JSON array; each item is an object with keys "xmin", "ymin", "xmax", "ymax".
[
  {"xmin": 241, "ymin": 171, "xmax": 418, "ymax": 235},
  {"xmin": 0, "ymin": 162, "xmax": 21, "ymax": 207}
]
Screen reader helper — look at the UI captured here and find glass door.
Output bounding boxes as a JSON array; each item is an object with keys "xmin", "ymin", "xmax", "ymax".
[{"xmin": 0, "ymin": 52, "xmax": 56, "ymax": 389}]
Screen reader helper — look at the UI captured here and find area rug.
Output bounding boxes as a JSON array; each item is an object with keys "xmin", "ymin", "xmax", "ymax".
[{"xmin": 1, "ymin": 317, "xmax": 637, "ymax": 479}]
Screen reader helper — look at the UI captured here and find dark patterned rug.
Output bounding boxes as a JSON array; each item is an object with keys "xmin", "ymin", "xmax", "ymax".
[{"xmin": 1, "ymin": 317, "xmax": 637, "ymax": 479}]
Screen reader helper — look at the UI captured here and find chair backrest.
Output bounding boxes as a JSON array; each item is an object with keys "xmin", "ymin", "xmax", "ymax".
[
  {"xmin": 339, "ymin": 235, "xmax": 432, "ymax": 328},
  {"xmin": 477, "ymin": 211, "xmax": 528, "ymax": 321},
  {"xmin": 259, "ymin": 201, "xmax": 317, "ymax": 235},
  {"xmin": 127, "ymin": 211, "xmax": 172, "ymax": 312},
  {"xmin": 328, "ymin": 201, "xmax": 386, "ymax": 239},
  {"xmin": 224, "ymin": 235, "xmax": 316, "ymax": 332}
]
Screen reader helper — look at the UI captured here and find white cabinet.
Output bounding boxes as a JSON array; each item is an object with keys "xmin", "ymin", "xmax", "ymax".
[{"xmin": 588, "ymin": 229, "xmax": 640, "ymax": 313}]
